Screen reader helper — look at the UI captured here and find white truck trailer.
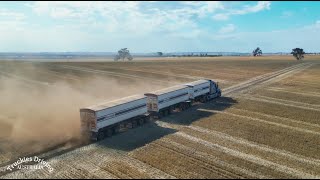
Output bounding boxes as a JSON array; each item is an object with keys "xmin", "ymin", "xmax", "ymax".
[
  {"xmin": 144, "ymin": 85, "xmax": 191, "ymax": 118},
  {"xmin": 80, "ymin": 79, "xmax": 221, "ymax": 141},
  {"xmin": 80, "ymin": 95, "xmax": 148, "ymax": 141},
  {"xmin": 185, "ymin": 79, "xmax": 221, "ymax": 102}
]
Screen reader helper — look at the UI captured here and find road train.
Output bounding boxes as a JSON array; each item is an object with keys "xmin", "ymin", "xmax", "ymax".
[{"xmin": 80, "ymin": 79, "xmax": 221, "ymax": 141}]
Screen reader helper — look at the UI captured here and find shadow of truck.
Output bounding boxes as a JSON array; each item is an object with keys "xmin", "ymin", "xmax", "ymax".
[
  {"xmin": 159, "ymin": 96, "xmax": 238, "ymax": 126},
  {"xmin": 99, "ymin": 96, "xmax": 237, "ymax": 152},
  {"xmin": 98, "ymin": 122, "xmax": 177, "ymax": 152}
]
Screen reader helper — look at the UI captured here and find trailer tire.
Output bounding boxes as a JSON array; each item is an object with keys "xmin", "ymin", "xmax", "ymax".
[
  {"xmin": 204, "ymin": 96, "xmax": 208, "ymax": 103},
  {"xmin": 112, "ymin": 127, "xmax": 118, "ymax": 135},
  {"xmin": 186, "ymin": 102, "xmax": 191, "ymax": 109},
  {"xmin": 164, "ymin": 109, "xmax": 169, "ymax": 116},
  {"xmin": 204, "ymin": 95, "xmax": 209, "ymax": 103},
  {"xmin": 105, "ymin": 128, "xmax": 113, "ymax": 137},
  {"xmin": 199, "ymin": 96, "xmax": 204, "ymax": 103},
  {"xmin": 138, "ymin": 118, "xmax": 144, "ymax": 126},
  {"xmin": 180, "ymin": 104, "xmax": 185, "ymax": 111},
  {"xmin": 205, "ymin": 95, "xmax": 210, "ymax": 102},
  {"xmin": 97, "ymin": 131, "xmax": 105, "ymax": 141},
  {"xmin": 158, "ymin": 111, "xmax": 163, "ymax": 119},
  {"xmin": 113, "ymin": 125, "xmax": 120, "ymax": 134},
  {"xmin": 132, "ymin": 120, "xmax": 138, "ymax": 128},
  {"xmin": 169, "ymin": 106, "xmax": 174, "ymax": 114}
]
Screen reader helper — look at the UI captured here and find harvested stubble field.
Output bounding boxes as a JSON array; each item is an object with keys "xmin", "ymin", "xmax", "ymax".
[{"xmin": 0, "ymin": 55, "xmax": 320, "ymax": 179}]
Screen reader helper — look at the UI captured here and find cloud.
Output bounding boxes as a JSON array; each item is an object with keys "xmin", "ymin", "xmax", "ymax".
[
  {"xmin": 212, "ymin": 1, "xmax": 271, "ymax": 21},
  {"xmin": 213, "ymin": 13, "xmax": 229, "ymax": 21},
  {"xmin": 1, "ymin": 1, "xmax": 319, "ymax": 53},
  {"xmin": 218, "ymin": 24, "xmax": 236, "ymax": 34},
  {"xmin": 280, "ymin": 11, "xmax": 293, "ymax": 18},
  {"xmin": 26, "ymin": 1, "xmax": 269, "ymax": 38},
  {"xmin": 0, "ymin": 8, "xmax": 26, "ymax": 21},
  {"xmin": 209, "ymin": 20, "xmax": 320, "ymax": 52},
  {"xmin": 232, "ymin": 1, "xmax": 271, "ymax": 15},
  {"xmin": 0, "ymin": 9, "xmax": 27, "ymax": 31},
  {"xmin": 303, "ymin": 20, "xmax": 320, "ymax": 30},
  {"xmin": 1, "ymin": 20, "xmax": 320, "ymax": 53},
  {"xmin": 28, "ymin": 1, "xmax": 224, "ymax": 36}
]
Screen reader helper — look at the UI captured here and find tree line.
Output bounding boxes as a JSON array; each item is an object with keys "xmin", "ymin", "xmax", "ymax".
[{"xmin": 114, "ymin": 47, "xmax": 309, "ymax": 61}]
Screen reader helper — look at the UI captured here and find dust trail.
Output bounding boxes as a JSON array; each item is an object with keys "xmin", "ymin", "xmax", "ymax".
[
  {"xmin": 0, "ymin": 62, "xmax": 172, "ymax": 159},
  {"xmin": 59, "ymin": 65, "xmax": 176, "ymax": 85},
  {"xmin": 0, "ymin": 77, "xmax": 99, "ymax": 151}
]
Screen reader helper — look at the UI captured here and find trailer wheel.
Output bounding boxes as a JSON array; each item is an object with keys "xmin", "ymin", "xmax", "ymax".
[
  {"xmin": 145, "ymin": 116, "xmax": 151, "ymax": 123},
  {"xmin": 204, "ymin": 96, "xmax": 208, "ymax": 103},
  {"xmin": 169, "ymin": 106, "xmax": 174, "ymax": 114},
  {"xmin": 113, "ymin": 125, "xmax": 120, "ymax": 134},
  {"xmin": 106, "ymin": 129, "xmax": 113, "ymax": 137},
  {"xmin": 179, "ymin": 104, "xmax": 184, "ymax": 111},
  {"xmin": 164, "ymin": 109, "xmax": 169, "ymax": 116},
  {"xmin": 112, "ymin": 127, "xmax": 117, "ymax": 135},
  {"xmin": 97, "ymin": 131, "xmax": 105, "ymax": 141},
  {"xmin": 138, "ymin": 118, "xmax": 144, "ymax": 126},
  {"xmin": 132, "ymin": 120, "xmax": 138, "ymax": 128},
  {"xmin": 181, "ymin": 103, "xmax": 187, "ymax": 111},
  {"xmin": 186, "ymin": 102, "xmax": 191, "ymax": 109},
  {"xmin": 158, "ymin": 112, "xmax": 163, "ymax": 119},
  {"xmin": 179, "ymin": 104, "xmax": 183, "ymax": 111}
]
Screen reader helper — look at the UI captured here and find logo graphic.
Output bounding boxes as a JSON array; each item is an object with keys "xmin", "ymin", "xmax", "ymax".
[{"xmin": 6, "ymin": 156, "xmax": 54, "ymax": 173}]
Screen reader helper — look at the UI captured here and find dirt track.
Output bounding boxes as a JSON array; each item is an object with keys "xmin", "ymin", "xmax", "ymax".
[{"xmin": 0, "ymin": 56, "xmax": 320, "ymax": 179}]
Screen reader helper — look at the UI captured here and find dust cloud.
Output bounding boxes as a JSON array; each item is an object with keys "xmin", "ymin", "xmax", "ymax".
[{"xmin": 0, "ymin": 63, "xmax": 170, "ymax": 155}]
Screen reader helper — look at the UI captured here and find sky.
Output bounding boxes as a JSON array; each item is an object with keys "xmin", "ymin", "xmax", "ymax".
[{"xmin": 0, "ymin": 1, "xmax": 319, "ymax": 53}]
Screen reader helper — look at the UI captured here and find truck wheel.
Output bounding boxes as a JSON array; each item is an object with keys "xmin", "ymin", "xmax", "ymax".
[
  {"xmin": 145, "ymin": 116, "xmax": 150, "ymax": 123},
  {"xmin": 132, "ymin": 120, "xmax": 138, "ymax": 128},
  {"xmin": 114, "ymin": 125, "xmax": 121, "ymax": 134},
  {"xmin": 204, "ymin": 96, "xmax": 208, "ymax": 103},
  {"xmin": 112, "ymin": 127, "xmax": 118, "ymax": 135},
  {"xmin": 164, "ymin": 109, "xmax": 168, "ymax": 116},
  {"xmin": 186, "ymin": 103, "xmax": 191, "ymax": 109},
  {"xmin": 180, "ymin": 104, "xmax": 186, "ymax": 111},
  {"xmin": 180, "ymin": 104, "xmax": 185, "ymax": 111},
  {"xmin": 206, "ymin": 95, "xmax": 211, "ymax": 102},
  {"xmin": 200, "ymin": 96, "xmax": 205, "ymax": 103},
  {"xmin": 138, "ymin": 118, "xmax": 144, "ymax": 126},
  {"xmin": 169, "ymin": 106, "xmax": 174, "ymax": 114},
  {"xmin": 106, "ymin": 129, "xmax": 113, "ymax": 137},
  {"xmin": 97, "ymin": 131, "xmax": 105, "ymax": 141}
]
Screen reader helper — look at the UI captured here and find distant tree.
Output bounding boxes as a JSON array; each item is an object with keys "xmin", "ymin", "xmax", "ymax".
[
  {"xmin": 252, "ymin": 47, "xmax": 262, "ymax": 56},
  {"xmin": 157, "ymin": 52, "xmax": 163, "ymax": 56},
  {"xmin": 114, "ymin": 48, "xmax": 133, "ymax": 61},
  {"xmin": 291, "ymin": 48, "xmax": 305, "ymax": 60}
]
